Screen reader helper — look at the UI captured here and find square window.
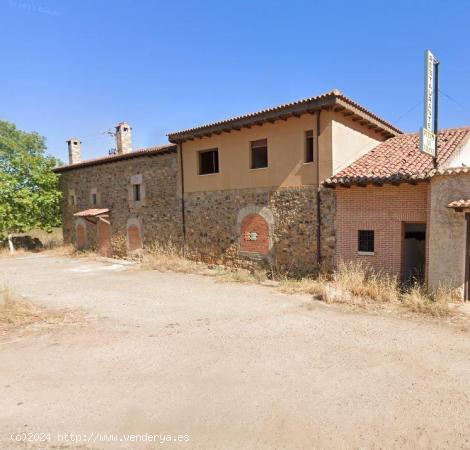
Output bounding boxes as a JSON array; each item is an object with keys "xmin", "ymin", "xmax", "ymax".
[
  {"xmin": 199, "ymin": 149, "xmax": 219, "ymax": 175},
  {"xmin": 358, "ymin": 230, "xmax": 374, "ymax": 253},
  {"xmin": 305, "ymin": 130, "xmax": 314, "ymax": 163},
  {"xmin": 251, "ymin": 139, "xmax": 268, "ymax": 169},
  {"xmin": 133, "ymin": 184, "xmax": 141, "ymax": 202}
]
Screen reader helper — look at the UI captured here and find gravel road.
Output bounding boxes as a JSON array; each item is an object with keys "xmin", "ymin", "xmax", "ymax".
[{"xmin": 1, "ymin": 254, "xmax": 469, "ymax": 449}]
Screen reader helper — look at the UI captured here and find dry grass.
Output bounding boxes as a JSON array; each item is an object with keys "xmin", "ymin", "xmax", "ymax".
[
  {"xmin": 140, "ymin": 243, "xmax": 206, "ymax": 274},
  {"xmin": 279, "ymin": 261, "xmax": 462, "ymax": 318},
  {"xmin": 333, "ymin": 261, "xmax": 400, "ymax": 303},
  {"xmin": 0, "ymin": 285, "xmax": 83, "ymax": 333},
  {"xmin": 140, "ymin": 244, "xmax": 270, "ymax": 284},
  {"xmin": 0, "ymin": 228, "xmax": 64, "ymax": 257}
]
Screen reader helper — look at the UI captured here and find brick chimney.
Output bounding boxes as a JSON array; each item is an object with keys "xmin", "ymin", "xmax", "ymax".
[
  {"xmin": 115, "ymin": 122, "xmax": 132, "ymax": 154},
  {"xmin": 67, "ymin": 138, "xmax": 81, "ymax": 165}
]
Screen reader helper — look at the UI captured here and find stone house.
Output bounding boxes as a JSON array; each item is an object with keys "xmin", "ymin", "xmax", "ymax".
[
  {"xmin": 54, "ymin": 123, "xmax": 183, "ymax": 256},
  {"xmin": 167, "ymin": 90, "xmax": 400, "ymax": 273},
  {"xmin": 54, "ymin": 90, "xmax": 401, "ymax": 274},
  {"xmin": 325, "ymin": 126, "xmax": 470, "ymax": 299}
]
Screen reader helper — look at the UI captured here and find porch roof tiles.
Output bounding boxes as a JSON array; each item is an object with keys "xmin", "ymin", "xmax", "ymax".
[
  {"xmin": 73, "ymin": 208, "xmax": 110, "ymax": 217},
  {"xmin": 447, "ymin": 199, "xmax": 470, "ymax": 209},
  {"xmin": 325, "ymin": 127, "xmax": 470, "ymax": 187}
]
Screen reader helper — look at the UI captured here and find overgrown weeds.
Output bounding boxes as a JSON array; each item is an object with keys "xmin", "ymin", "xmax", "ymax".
[
  {"xmin": 279, "ymin": 261, "xmax": 461, "ymax": 317},
  {"xmin": 140, "ymin": 243, "xmax": 204, "ymax": 273}
]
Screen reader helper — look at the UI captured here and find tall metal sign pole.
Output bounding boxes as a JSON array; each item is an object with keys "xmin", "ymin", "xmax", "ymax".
[{"xmin": 420, "ymin": 50, "xmax": 439, "ymax": 162}]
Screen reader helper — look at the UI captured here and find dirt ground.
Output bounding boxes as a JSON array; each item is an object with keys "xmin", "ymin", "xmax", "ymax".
[{"xmin": 0, "ymin": 254, "xmax": 469, "ymax": 450}]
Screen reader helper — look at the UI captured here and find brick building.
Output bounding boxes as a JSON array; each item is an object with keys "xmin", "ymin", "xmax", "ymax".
[
  {"xmin": 54, "ymin": 90, "xmax": 400, "ymax": 273},
  {"xmin": 325, "ymin": 126, "xmax": 470, "ymax": 298}
]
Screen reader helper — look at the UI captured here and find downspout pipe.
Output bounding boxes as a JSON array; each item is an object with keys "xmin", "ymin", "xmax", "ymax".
[
  {"xmin": 316, "ymin": 111, "xmax": 322, "ymax": 271},
  {"xmin": 178, "ymin": 142, "xmax": 187, "ymax": 257}
]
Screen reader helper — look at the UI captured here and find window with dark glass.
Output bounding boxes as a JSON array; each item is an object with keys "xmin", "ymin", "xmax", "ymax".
[
  {"xmin": 92, "ymin": 193, "xmax": 97, "ymax": 205},
  {"xmin": 133, "ymin": 184, "xmax": 141, "ymax": 202},
  {"xmin": 358, "ymin": 230, "xmax": 374, "ymax": 252},
  {"xmin": 199, "ymin": 149, "xmax": 219, "ymax": 175},
  {"xmin": 305, "ymin": 130, "xmax": 314, "ymax": 163},
  {"xmin": 251, "ymin": 139, "xmax": 268, "ymax": 169}
]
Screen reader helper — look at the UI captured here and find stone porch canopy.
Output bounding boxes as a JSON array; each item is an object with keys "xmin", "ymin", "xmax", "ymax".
[
  {"xmin": 53, "ymin": 144, "xmax": 176, "ymax": 173},
  {"xmin": 167, "ymin": 89, "xmax": 402, "ymax": 143},
  {"xmin": 324, "ymin": 127, "xmax": 470, "ymax": 188}
]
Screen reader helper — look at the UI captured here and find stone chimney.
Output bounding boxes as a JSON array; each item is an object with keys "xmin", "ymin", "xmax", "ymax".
[
  {"xmin": 115, "ymin": 122, "xmax": 132, "ymax": 154},
  {"xmin": 67, "ymin": 138, "xmax": 81, "ymax": 165}
]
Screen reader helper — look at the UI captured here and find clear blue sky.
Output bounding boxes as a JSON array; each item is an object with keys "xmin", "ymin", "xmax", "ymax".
[{"xmin": 2, "ymin": 0, "xmax": 470, "ymax": 162}]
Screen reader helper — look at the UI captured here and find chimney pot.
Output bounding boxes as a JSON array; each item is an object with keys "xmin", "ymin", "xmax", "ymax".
[
  {"xmin": 115, "ymin": 122, "xmax": 132, "ymax": 154},
  {"xmin": 67, "ymin": 138, "xmax": 81, "ymax": 165}
]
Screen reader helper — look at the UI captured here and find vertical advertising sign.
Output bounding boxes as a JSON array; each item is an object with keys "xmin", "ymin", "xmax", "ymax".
[{"xmin": 420, "ymin": 50, "xmax": 439, "ymax": 156}]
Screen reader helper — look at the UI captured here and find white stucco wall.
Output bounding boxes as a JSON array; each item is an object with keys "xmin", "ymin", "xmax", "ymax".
[
  {"xmin": 428, "ymin": 173, "xmax": 470, "ymax": 294},
  {"xmin": 445, "ymin": 138, "xmax": 470, "ymax": 168}
]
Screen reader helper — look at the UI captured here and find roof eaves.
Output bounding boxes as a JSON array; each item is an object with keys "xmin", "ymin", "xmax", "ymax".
[
  {"xmin": 168, "ymin": 91, "xmax": 402, "ymax": 143},
  {"xmin": 53, "ymin": 144, "xmax": 176, "ymax": 173}
]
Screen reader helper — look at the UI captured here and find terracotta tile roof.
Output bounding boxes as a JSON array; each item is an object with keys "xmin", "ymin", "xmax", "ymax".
[
  {"xmin": 73, "ymin": 208, "xmax": 109, "ymax": 217},
  {"xmin": 168, "ymin": 90, "xmax": 402, "ymax": 143},
  {"xmin": 325, "ymin": 127, "xmax": 470, "ymax": 186},
  {"xmin": 447, "ymin": 199, "xmax": 470, "ymax": 209},
  {"xmin": 53, "ymin": 143, "xmax": 176, "ymax": 173},
  {"xmin": 435, "ymin": 166, "xmax": 470, "ymax": 176}
]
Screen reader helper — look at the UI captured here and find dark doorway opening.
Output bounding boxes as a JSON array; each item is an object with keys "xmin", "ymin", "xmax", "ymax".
[{"xmin": 403, "ymin": 223, "xmax": 426, "ymax": 284}]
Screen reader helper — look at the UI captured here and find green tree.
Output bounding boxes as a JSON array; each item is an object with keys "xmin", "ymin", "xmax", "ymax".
[{"xmin": 0, "ymin": 120, "xmax": 61, "ymax": 252}]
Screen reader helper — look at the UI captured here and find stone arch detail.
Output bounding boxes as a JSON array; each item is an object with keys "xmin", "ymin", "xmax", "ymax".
[
  {"xmin": 74, "ymin": 218, "xmax": 87, "ymax": 249},
  {"xmin": 127, "ymin": 217, "xmax": 143, "ymax": 252},
  {"xmin": 237, "ymin": 206, "xmax": 274, "ymax": 257}
]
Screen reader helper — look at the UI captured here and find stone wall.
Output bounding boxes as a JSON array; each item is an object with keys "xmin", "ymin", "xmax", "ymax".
[
  {"xmin": 58, "ymin": 152, "xmax": 183, "ymax": 254},
  {"xmin": 428, "ymin": 173, "xmax": 470, "ymax": 295},
  {"xmin": 183, "ymin": 186, "xmax": 336, "ymax": 275}
]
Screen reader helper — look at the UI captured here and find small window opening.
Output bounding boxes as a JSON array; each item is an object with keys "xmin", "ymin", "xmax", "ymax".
[
  {"xmin": 251, "ymin": 139, "xmax": 268, "ymax": 169},
  {"xmin": 199, "ymin": 149, "xmax": 219, "ymax": 175},
  {"xmin": 358, "ymin": 230, "xmax": 374, "ymax": 253},
  {"xmin": 92, "ymin": 193, "xmax": 97, "ymax": 205},
  {"xmin": 305, "ymin": 130, "xmax": 314, "ymax": 163},
  {"xmin": 133, "ymin": 184, "xmax": 141, "ymax": 202}
]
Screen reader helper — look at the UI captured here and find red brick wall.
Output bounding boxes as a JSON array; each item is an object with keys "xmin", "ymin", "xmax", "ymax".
[
  {"xmin": 335, "ymin": 183, "xmax": 428, "ymax": 278},
  {"xmin": 240, "ymin": 213, "xmax": 270, "ymax": 255}
]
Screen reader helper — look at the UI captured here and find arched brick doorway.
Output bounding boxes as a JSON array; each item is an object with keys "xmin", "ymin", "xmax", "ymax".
[
  {"xmin": 98, "ymin": 220, "xmax": 112, "ymax": 257},
  {"xmin": 240, "ymin": 213, "xmax": 270, "ymax": 255}
]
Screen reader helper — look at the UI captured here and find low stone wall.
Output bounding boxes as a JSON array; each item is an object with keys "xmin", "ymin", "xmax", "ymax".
[
  {"xmin": 58, "ymin": 152, "xmax": 183, "ymax": 254},
  {"xmin": 183, "ymin": 186, "xmax": 336, "ymax": 275}
]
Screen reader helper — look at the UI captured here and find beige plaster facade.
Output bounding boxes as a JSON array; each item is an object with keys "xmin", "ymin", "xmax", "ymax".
[{"xmin": 181, "ymin": 111, "xmax": 383, "ymax": 193}]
